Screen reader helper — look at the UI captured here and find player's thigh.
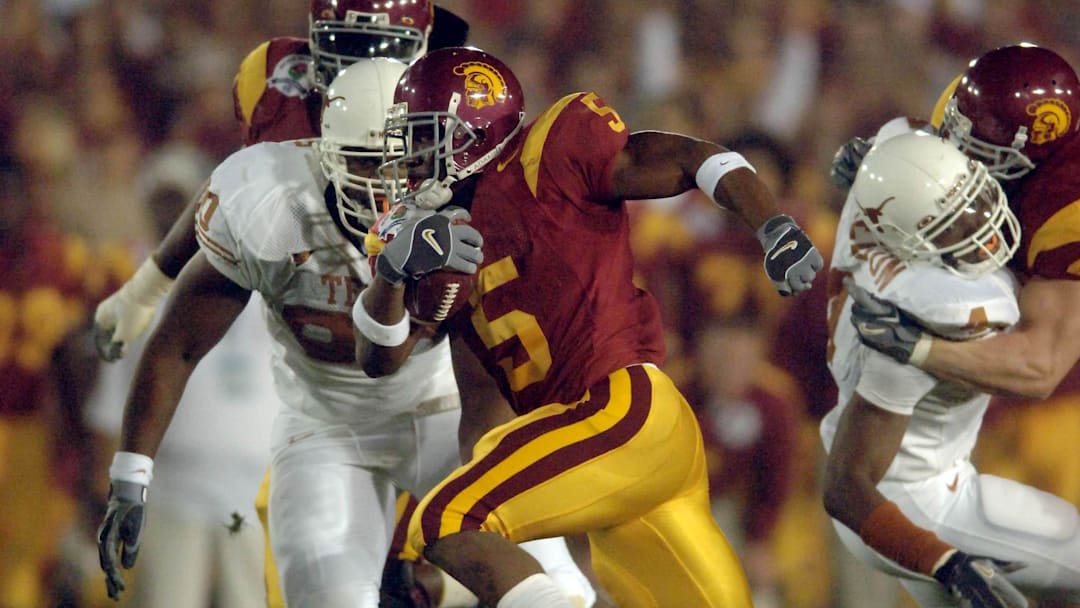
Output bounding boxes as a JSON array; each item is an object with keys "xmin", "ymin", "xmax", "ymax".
[
  {"xmin": 409, "ymin": 365, "xmax": 705, "ymax": 547},
  {"xmin": 269, "ymin": 443, "xmax": 397, "ymax": 606},
  {"xmin": 588, "ymin": 486, "xmax": 752, "ymax": 608},
  {"xmin": 402, "ymin": 407, "xmax": 462, "ymax": 497},
  {"xmin": 129, "ymin": 507, "xmax": 212, "ymax": 608},
  {"xmin": 937, "ymin": 473, "xmax": 1080, "ymax": 590},
  {"xmin": 214, "ymin": 520, "xmax": 267, "ymax": 608}
]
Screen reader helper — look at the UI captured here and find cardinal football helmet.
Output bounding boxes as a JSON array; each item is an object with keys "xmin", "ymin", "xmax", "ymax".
[
  {"xmin": 381, "ymin": 46, "xmax": 526, "ymax": 209},
  {"xmin": 851, "ymin": 132, "xmax": 1019, "ymax": 276},
  {"xmin": 940, "ymin": 44, "xmax": 1080, "ymax": 180},
  {"xmin": 318, "ymin": 57, "xmax": 408, "ymax": 237},
  {"xmin": 309, "ymin": 0, "xmax": 433, "ymax": 91}
]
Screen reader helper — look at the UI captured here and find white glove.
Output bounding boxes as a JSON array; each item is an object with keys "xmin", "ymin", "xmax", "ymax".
[{"xmin": 93, "ymin": 258, "xmax": 173, "ymax": 361}]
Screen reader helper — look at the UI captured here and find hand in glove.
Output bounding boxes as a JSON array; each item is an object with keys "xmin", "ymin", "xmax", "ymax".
[
  {"xmin": 93, "ymin": 258, "xmax": 173, "ymax": 361},
  {"xmin": 830, "ymin": 136, "xmax": 874, "ymax": 191},
  {"xmin": 845, "ymin": 277, "xmax": 933, "ymax": 365},
  {"xmin": 375, "ymin": 206, "xmax": 483, "ymax": 284},
  {"xmin": 932, "ymin": 550, "xmax": 1028, "ymax": 608},
  {"xmin": 756, "ymin": 214, "xmax": 824, "ymax": 296},
  {"xmin": 97, "ymin": 479, "xmax": 148, "ymax": 600}
]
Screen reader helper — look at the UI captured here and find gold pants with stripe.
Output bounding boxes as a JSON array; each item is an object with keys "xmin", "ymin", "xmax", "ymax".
[{"xmin": 408, "ymin": 365, "xmax": 752, "ymax": 607}]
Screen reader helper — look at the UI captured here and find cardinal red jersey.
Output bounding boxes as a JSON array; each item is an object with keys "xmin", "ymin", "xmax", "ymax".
[
  {"xmin": 459, "ymin": 92, "xmax": 666, "ymax": 415},
  {"xmin": 232, "ymin": 37, "xmax": 321, "ymax": 146}
]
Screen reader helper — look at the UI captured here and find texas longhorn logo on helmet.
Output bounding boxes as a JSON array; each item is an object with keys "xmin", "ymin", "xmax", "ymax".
[
  {"xmin": 1026, "ymin": 98, "xmax": 1073, "ymax": 145},
  {"xmin": 454, "ymin": 61, "xmax": 508, "ymax": 109}
]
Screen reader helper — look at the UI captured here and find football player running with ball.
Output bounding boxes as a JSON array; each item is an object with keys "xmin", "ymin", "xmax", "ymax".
[
  {"xmin": 95, "ymin": 59, "xmax": 594, "ymax": 608},
  {"xmin": 355, "ymin": 46, "xmax": 823, "ymax": 607}
]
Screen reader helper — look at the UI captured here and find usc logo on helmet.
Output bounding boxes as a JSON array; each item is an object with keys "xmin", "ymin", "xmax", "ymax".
[
  {"xmin": 1026, "ymin": 98, "xmax": 1072, "ymax": 145},
  {"xmin": 454, "ymin": 61, "xmax": 508, "ymax": 109}
]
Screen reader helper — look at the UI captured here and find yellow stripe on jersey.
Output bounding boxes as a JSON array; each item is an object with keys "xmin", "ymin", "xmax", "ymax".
[
  {"xmin": 1027, "ymin": 198, "xmax": 1080, "ymax": 273},
  {"xmin": 521, "ymin": 93, "xmax": 581, "ymax": 198},
  {"xmin": 235, "ymin": 41, "xmax": 272, "ymax": 127},
  {"xmin": 433, "ymin": 368, "xmax": 637, "ymax": 539}
]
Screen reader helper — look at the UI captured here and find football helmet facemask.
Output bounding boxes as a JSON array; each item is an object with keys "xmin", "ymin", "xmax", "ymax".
[
  {"xmin": 941, "ymin": 43, "xmax": 1080, "ymax": 180},
  {"xmin": 318, "ymin": 57, "xmax": 408, "ymax": 238},
  {"xmin": 309, "ymin": 0, "xmax": 433, "ymax": 92},
  {"xmin": 380, "ymin": 46, "xmax": 526, "ymax": 209},
  {"xmin": 851, "ymin": 132, "xmax": 1020, "ymax": 277}
]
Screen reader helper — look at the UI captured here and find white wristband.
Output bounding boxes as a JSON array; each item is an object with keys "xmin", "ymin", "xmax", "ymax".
[
  {"xmin": 695, "ymin": 152, "xmax": 756, "ymax": 204},
  {"xmin": 909, "ymin": 335, "xmax": 933, "ymax": 368},
  {"xmin": 125, "ymin": 257, "xmax": 175, "ymax": 306},
  {"xmin": 352, "ymin": 289, "xmax": 411, "ymax": 347},
  {"xmin": 109, "ymin": 451, "xmax": 154, "ymax": 486}
]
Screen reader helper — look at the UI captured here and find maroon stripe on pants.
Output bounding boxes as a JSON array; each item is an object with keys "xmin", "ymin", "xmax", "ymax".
[{"xmin": 420, "ymin": 366, "xmax": 654, "ymax": 543}]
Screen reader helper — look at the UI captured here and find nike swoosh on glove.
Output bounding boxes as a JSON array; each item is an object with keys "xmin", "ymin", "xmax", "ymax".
[
  {"xmin": 932, "ymin": 550, "xmax": 1028, "ymax": 608},
  {"xmin": 845, "ymin": 277, "xmax": 932, "ymax": 365},
  {"xmin": 756, "ymin": 214, "xmax": 824, "ymax": 296}
]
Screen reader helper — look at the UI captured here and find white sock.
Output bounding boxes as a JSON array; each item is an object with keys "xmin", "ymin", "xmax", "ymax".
[
  {"xmin": 518, "ymin": 538, "xmax": 596, "ymax": 607},
  {"xmin": 436, "ymin": 568, "xmax": 479, "ymax": 608},
  {"xmin": 496, "ymin": 573, "xmax": 574, "ymax": 608}
]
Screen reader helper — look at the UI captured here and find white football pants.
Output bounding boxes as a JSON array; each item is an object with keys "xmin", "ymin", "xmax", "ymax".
[{"xmin": 833, "ymin": 460, "xmax": 1080, "ymax": 606}]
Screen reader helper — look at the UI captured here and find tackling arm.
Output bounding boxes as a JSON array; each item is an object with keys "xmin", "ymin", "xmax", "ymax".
[
  {"xmin": 117, "ymin": 251, "xmax": 250, "ymax": 455},
  {"xmin": 922, "ymin": 278, "xmax": 1080, "ymax": 400}
]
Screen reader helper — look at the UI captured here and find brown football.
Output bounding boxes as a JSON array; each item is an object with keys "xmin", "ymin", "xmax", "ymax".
[{"xmin": 404, "ymin": 270, "xmax": 476, "ymax": 324}]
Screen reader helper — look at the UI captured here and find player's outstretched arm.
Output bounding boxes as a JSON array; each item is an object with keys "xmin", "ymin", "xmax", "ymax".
[
  {"xmin": 98, "ymin": 251, "xmax": 249, "ymax": 601},
  {"xmin": 93, "ymin": 183, "xmax": 206, "ymax": 361},
  {"xmin": 610, "ymin": 130, "xmax": 822, "ymax": 295}
]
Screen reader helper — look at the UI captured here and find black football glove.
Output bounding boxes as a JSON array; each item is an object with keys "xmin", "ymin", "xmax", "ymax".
[
  {"xmin": 932, "ymin": 550, "xmax": 1028, "ymax": 608},
  {"xmin": 97, "ymin": 480, "xmax": 148, "ymax": 600},
  {"xmin": 375, "ymin": 207, "xmax": 483, "ymax": 285},
  {"xmin": 845, "ymin": 277, "xmax": 932, "ymax": 365},
  {"xmin": 830, "ymin": 135, "xmax": 874, "ymax": 191},
  {"xmin": 756, "ymin": 214, "xmax": 823, "ymax": 296}
]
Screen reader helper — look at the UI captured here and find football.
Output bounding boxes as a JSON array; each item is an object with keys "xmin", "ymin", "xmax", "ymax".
[{"xmin": 404, "ymin": 270, "xmax": 476, "ymax": 324}]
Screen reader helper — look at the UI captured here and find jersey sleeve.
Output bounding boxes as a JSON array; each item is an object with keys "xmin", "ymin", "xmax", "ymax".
[
  {"xmin": 1024, "ymin": 199, "xmax": 1080, "ymax": 280},
  {"xmin": 523, "ymin": 92, "xmax": 629, "ymax": 206},
  {"xmin": 855, "ymin": 349, "xmax": 937, "ymax": 415},
  {"xmin": 195, "ymin": 161, "xmax": 259, "ymax": 290}
]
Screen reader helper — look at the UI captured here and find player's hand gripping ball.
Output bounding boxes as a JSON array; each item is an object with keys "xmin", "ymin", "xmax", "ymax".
[
  {"xmin": 368, "ymin": 204, "xmax": 479, "ymax": 323},
  {"xmin": 404, "ymin": 269, "xmax": 475, "ymax": 323}
]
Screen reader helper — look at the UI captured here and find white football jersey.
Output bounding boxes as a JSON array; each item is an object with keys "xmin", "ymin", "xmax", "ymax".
[
  {"xmin": 197, "ymin": 141, "xmax": 457, "ymax": 424},
  {"xmin": 821, "ymin": 119, "xmax": 1021, "ymax": 484}
]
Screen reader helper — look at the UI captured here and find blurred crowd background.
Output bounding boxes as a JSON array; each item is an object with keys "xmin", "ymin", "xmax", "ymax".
[{"xmin": 3, "ymin": 0, "xmax": 1080, "ymax": 607}]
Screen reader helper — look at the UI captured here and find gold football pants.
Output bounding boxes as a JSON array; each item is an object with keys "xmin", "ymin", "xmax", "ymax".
[{"xmin": 408, "ymin": 364, "xmax": 752, "ymax": 607}]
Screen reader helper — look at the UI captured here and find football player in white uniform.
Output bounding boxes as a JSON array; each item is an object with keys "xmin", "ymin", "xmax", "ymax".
[
  {"xmin": 95, "ymin": 59, "xmax": 596, "ymax": 608},
  {"xmin": 822, "ymin": 131, "xmax": 1080, "ymax": 607}
]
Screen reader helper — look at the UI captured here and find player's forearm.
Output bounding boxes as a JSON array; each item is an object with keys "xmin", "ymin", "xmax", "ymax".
[
  {"xmin": 709, "ymin": 167, "xmax": 780, "ymax": 233},
  {"xmin": 923, "ymin": 335, "xmax": 1058, "ymax": 400},
  {"xmin": 353, "ymin": 277, "xmax": 414, "ymax": 377},
  {"xmin": 118, "ymin": 348, "xmax": 198, "ymax": 457}
]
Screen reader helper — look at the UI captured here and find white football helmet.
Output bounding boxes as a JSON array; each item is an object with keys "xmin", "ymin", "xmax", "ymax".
[
  {"xmin": 851, "ymin": 132, "xmax": 1020, "ymax": 276},
  {"xmin": 318, "ymin": 57, "xmax": 408, "ymax": 237}
]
